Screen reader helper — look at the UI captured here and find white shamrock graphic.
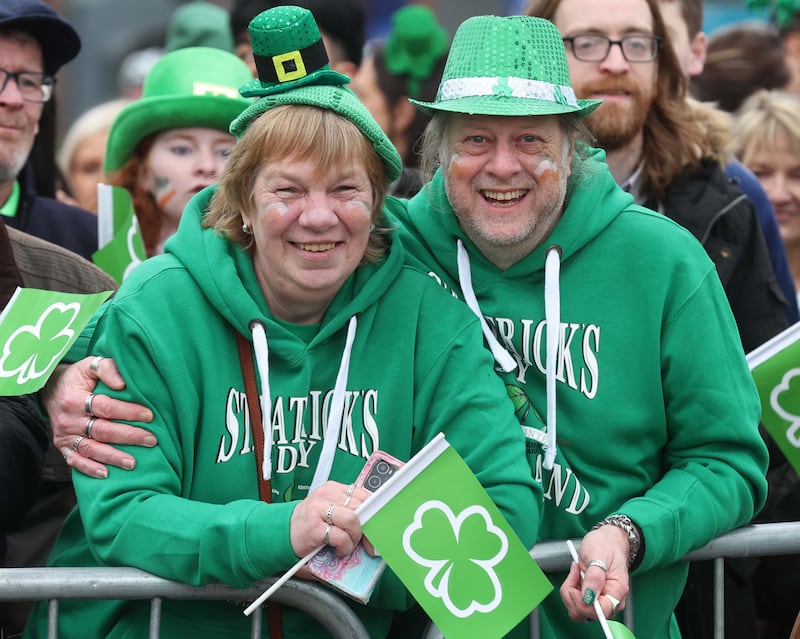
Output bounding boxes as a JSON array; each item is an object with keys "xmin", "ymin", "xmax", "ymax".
[
  {"xmin": 770, "ymin": 368, "xmax": 800, "ymax": 447},
  {"xmin": 0, "ymin": 302, "xmax": 80, "ymax": 383},
  {"xmin": 123, "ymin": 216, "xmax": 143, "ymax": 281},
  {"xmin": 402, "ymin": 500, "xmax": 508, "ymax": 618}
]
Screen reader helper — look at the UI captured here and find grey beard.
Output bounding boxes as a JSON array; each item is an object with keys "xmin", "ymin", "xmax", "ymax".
[{"xmin": 0, "ymin": 148, "xmax": 32, "ymax": 183}]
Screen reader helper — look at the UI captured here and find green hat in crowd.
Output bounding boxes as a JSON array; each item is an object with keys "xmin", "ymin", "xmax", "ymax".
[
  {"xmin": 165, "ymin": 1, "xmax": 235, "ymax": 53},
  {"xmin": 411, "ymin": 15, "xmax": 602, "ymax": 118},
  {"xmin": 230, "ymin": 5, "xmax": 402, "ymax": 183},
  {"xmin": 384, "ymin": 4, "xmax": 449, "ymax": 100},
  {"xmin": 104, "ymin": 46, "xmax": 253, "ymax": 172}
]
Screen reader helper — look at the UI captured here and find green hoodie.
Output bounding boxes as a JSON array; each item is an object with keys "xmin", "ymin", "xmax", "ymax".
[
  {"xmin": 25, "ymin": 187, "xmax": 541, "ymax": 639},
  {"xmin": 385, "ymin": 150, "xmax": 768, "ymax": 638}
]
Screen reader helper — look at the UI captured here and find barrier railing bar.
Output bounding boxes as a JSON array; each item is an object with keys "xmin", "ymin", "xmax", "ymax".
[
  {"xmin": 4, "ymin": 523, "xmax": 800, "ymax": 639},
  {"xmin": 0, "ymin": 570, "xmax": 369, "ymax": 639}
]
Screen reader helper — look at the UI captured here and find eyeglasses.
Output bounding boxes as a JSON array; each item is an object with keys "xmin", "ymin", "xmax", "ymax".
[
  {"xmin": 0, "ymin": 69, "xmax": 55, "ymax": 103},
  {"xmin": 562, "ymin": 34, "xmax": 663, "ymax": 63}
]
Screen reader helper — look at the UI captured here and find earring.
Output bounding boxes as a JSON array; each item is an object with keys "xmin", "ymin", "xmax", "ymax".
[
  {"xmin": 242, "ymin": 222, "xmax": 252, "ymax": 235},
  {"xmin": 369, "ymin": 224, "xmax": 375, "ymax": 232}
]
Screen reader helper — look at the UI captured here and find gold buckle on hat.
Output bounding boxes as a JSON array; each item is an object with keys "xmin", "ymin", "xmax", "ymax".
[{"xmin": 273, "ymin": 50, "xmax": 307, "ymax": 83}]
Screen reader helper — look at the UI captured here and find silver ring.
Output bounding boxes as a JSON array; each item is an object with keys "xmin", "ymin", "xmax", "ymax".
[
  {"xmin": 71, "ymin": 436, "xmax": 85, "ymax": 453},
  {"xmin": 62, "ymin": 447, "xmax": 74, "ymax": 462},
  {"xmin": 346, "ymin": 483, "xmax": 355, "ymax": 497},
  {"xmin": 343, "ymin": 494, "xmax": 353, "ymax": 508},
  {"xmin": 604, "ymin": 594, "xmax": 620, "ymax": 615},
  {"xmin": 84, "ymin": 393, "xmax": 97, "ymax": 417},
  {"xmin": 586, "ymin": 559, "xmax": 609, "ymax": 573},
  {"xmin": 84, "ymin": 416, "xmax": 97, "ymax": 439},
  {"xmin": 89, "ymin": 356, "xmax": 105, "ymax": 374},
  {"xmin": 323, "ymin": 523, "xmax": 333, "ymax": 545},
  {"xmin": 325, "ymin": 503, "xmax": 336, "ymax": 526}
]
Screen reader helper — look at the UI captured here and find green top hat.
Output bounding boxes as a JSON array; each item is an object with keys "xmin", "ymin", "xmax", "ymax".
[
  {"xmin": 104, "ymin": 47, "xmax": 253, "ymax": 172},
  {"xmin": 411, "ymin": 15, "xmax": 602, "ymax": 118},
  {"xmin": 230, "ymin": 5, "xmax": 402, "ymax": 183},
  {"xmin": 384, "ymin": 5, "xmax": 449, "ymax": 99}
]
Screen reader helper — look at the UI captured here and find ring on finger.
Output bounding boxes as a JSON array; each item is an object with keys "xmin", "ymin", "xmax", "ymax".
[
  {"xmin": 586, "ymin": 559, "xmax": 609, "ymax": 573},
  {"xmin": 604, "ymin": 594, "xmax": 621, "ymax": 615},
  {"xmin": 325, "ymin": 503, "xmax": 336, "ymax": 526},
  {"xmin": 343, "ymin": 483, "xmax": 355, "ymax": 507},
  {"xmin": 323, "ymin": 523, "xmax": 333, "ymax": 546},
  {"xmin": 71, "ymin": 435, "xmax": 85, "ymax": 453},
  {"xmin": 84, "ymin": 416, "xmax": 97, "ymax": 439},
  {"xmin": 89, "ymin": 356, "xmax": 105, "ymax": 374},
  {"xmin": 84, "ymin": 393, "xmax": 97, "ymax": 417},
  {"xmin": 62, "ymin": 447, "xmax": 74, "ymax": 462}
]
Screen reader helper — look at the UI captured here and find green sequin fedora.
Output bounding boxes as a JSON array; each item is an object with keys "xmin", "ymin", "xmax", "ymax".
[{"xmin": 411, "ymin": 15, "xmax": 601, "ymax": 118}]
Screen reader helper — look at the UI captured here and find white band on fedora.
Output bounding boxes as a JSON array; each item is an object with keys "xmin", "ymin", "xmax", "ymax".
[{"xmin": 439, "ymin": 76, "xmax": 579, "ymax": 108}]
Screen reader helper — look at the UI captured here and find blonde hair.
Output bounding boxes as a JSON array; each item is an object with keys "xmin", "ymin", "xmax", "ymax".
[
  {"xmin": 205, "ymin": 104, "xmax": 391, "ymax": 263},
  {"xmin": 730, "ymin": 89, "xmax": 800, "ymax": 162},
  {"xmin": 57, "ymin": 98, "xmax": 131, "ymax": 180}
]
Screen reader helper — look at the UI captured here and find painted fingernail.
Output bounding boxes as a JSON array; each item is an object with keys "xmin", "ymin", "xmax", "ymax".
[{"xmin": 583, "ymin": 588, "xmax": 596, "ymax": 605}]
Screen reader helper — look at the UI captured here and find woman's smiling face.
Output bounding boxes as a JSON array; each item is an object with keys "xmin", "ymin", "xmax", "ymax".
[{"xmin": 243, "ymin": 156, "xmax": 374, "ymax": 324}]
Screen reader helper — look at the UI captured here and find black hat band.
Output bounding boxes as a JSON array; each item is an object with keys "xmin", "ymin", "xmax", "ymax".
[{"xmin": 254, "ymin": 38, "xmax": 328, "ymax": 85}]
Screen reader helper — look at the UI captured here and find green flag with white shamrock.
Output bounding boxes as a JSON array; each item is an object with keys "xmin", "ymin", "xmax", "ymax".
[
  {"xmin": 93, "ymin": 184, "xmax": 146, "ymax": 284},
  {"xmin": 0, "ymin": 287, "xmax": 112, "ymax": 395},
  {"xmin": 747, "ymin": 322, "xmax": 800, "ymax": 475},
  {"xmin": 358, "ymin": 433, "xmax": 552, "ymax": 639}
]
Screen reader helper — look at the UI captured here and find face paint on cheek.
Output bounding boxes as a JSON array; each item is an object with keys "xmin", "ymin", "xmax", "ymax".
[
  {"xmin": 446, "ymin": 153, "xmax": 471, "ymax": 180},
  {"xmin": 153, "ymin": 176, "xmax": 177, "ymax": 209},
  {"xmin": 533, "ymin": 159, "xmax": 560, "ymax": 185},
  {"xmin": 346, "ymin": 198, "xmax": 372, "ymax": 221},
  {"xmin": 260, "ymin": 201, "xmax": 290, "ymax": 220}
]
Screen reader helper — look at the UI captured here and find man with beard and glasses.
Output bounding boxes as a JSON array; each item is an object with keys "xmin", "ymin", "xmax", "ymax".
[
  {"xmin": 43, "ymin": 14, "xmax": 769, "ymax": 639},
  {"xmin": 0, "ymin": 0, "xmax": 97, "ymax": 261},
  {"xmin": 526, "ymin": 0, "xmax": 790, "ymax": 357}
]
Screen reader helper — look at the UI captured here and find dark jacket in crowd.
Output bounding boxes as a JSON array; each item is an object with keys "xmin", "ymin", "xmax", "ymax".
[
  {"xmin": 4, "ymin": 162, "xmax": 97, "ymax": 262},
  {"xmin": 662, "ymin": 160, "xmax": 798, "ymax": 639}
]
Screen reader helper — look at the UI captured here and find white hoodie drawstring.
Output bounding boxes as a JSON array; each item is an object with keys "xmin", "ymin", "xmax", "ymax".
[
  {"xmin": 455, "ymin": 240, "xmax": 561, "ymax": 470},
  {"xmin": 543, "ymin": 247, "xmax": 561, "ymax": 470},
  {"xmin": 456, "ymin": 240, "xmax": 517, "ymax": 373},
  {"xmin": 250, "ymin": 321, "xmax": 272, "ymax": 481},
  {"xmin": 310, "ymin": 315, "xmax": 357, "ymax": 491},
  {"xmin": 249, "ymin": 316, "xmax": 358, "ymax": 486}
]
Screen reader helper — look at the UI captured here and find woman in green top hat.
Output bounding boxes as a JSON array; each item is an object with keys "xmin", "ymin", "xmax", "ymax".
[
  {"xmin": 103, "ymin": 46, "xmax": 252, "ymax": 256},
  {"xmin": 25, "ymin": 6, "xmax": 541, "ymax": 639}
]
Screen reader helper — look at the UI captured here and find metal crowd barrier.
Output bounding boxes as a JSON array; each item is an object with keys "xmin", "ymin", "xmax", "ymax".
[
  {"xmin": 0, "ymin": 570, "xmax": 369, "ymax": 639},
  {"xmin": 2, "ymin": 522, "xmax": 799, "ymax": 639},
  {"xmin": 424, "ymin": 521, "xmax": 800, "ymax": 639}
]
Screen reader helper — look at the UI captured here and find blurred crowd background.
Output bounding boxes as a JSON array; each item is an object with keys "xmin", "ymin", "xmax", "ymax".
[{"xmin": 44, "ymin": 0, "xmax": 753, "ymax": 141}]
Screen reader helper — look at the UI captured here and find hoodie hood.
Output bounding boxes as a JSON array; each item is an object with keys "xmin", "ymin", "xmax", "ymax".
[{"xmin": 166, "ymin": 186, "xmax": 405, "ymax": 484}]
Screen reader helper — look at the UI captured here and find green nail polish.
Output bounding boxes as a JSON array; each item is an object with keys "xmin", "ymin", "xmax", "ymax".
[{"xmin": 583, "ymin": 588, "xmax": 596, "ymax": 605}]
